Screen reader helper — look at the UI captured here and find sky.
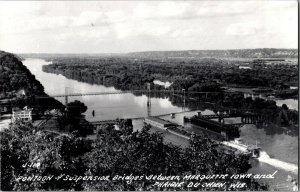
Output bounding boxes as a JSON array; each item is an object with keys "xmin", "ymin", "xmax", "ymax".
[{"xmin": 0, "ymin": 1, "xmax": 298, "ymax": 53}]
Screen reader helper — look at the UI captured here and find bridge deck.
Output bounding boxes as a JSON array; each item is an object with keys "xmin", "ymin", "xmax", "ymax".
[
  {"xmin": 199, "ymin": 113, "xmax": 260, "ymax": 119},
  {"xmin": 36, "ymin": 90, "xmax": 229, "ymax": 98}
]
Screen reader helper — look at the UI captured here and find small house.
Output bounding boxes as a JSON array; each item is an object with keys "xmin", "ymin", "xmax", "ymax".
[{"xmin": 12, "ymin": 106, "xmax": 32, "ymax": 122}]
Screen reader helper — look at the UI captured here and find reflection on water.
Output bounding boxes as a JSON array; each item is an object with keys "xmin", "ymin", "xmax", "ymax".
[{"xmin": 158, "ymin": 98, "xmax": 174, "ymax": 109}]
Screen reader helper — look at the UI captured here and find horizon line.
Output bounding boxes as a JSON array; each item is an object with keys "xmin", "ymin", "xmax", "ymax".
[{"xmin": 12, "ymin": 47, "xmax": 299, "ymax": 55}]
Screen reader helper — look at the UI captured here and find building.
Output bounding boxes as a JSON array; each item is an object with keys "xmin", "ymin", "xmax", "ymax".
[
  {"xmin": 16, "ymin": 89, "xmax": 26, "ymax": 97},
  {"xmin": 144, "ymin": 117, "xmax": 175, "ymax": 130},
  {"xmin": 0, "ymin": 99, "xmax": 10, "ymax": 114},
  {"xmin": 239, "ymin": 66, "xmax": 252, "ymax": 70},
  {"xmin": 12, "ymin": 106, "xmax": 32, "ymax": 122}
]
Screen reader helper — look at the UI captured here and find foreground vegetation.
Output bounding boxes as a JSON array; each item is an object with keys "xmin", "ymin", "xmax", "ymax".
[{"xmin": 1, "ymin": 119, "xmax": 268, "ymax": 191}]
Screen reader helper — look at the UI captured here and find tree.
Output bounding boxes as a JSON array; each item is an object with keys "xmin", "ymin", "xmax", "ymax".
[
  {"xmin": 1, "ymin": 121, "xmax": 91, "ymax": 191},
  {"xmin": 67, "ymin": 100, "xmax": 87, "ymax": 117},
  {"xmin": 59, "ymin": 100, "xmax": 93, "ymax": 136}
]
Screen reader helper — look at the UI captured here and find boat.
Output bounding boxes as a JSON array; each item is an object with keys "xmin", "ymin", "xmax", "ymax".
[{"xmin": 221, "ymin": 138, "xmax": 261, "ymax": 158}]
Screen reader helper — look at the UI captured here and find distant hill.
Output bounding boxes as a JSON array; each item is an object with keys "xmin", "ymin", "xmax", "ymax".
[
  {"xmin": 0, "ymin": 50, "xmax": 45, "ymax": 95},
  {"xmin": 19, "ymin": 53, "xmax": 120, "ymax": 59},
  {"xmin": 0, "ymin": 50, "xmax": 63, "ymax": 110},
  {"xmin": 128, "ymin": 49, "xmax": 298, "ymax": 59}
]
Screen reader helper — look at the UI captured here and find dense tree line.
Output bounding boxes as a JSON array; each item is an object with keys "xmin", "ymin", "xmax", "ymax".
[
  {"xmin": 1, "ymin": 119, "xmax": 268, "ymax": 191},
  {"xmin": 42, "ymin": 56, "xmax": 297, "ymax": 91},
  {"xmin": 0, "ymin": 51, "xmax": 44, "ymax": 96},
  {"xmin": 127, "ymin": 49, "xmax": 298, "ymax": 59}
]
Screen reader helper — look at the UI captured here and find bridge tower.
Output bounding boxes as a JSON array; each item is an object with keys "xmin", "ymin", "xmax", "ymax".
[
  {"xmin": 65, "ymin": 87, "xmax": 68, "ymax": 105},
  {"xmin": 147, "ymin": 83, "xmax": 151, "ymax": 116},
  {"xmin": 182, "ymin": 89, "xmax": 186, "ymax": 112}
]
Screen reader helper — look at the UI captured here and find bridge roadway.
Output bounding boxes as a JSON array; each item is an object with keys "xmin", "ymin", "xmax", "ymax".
[
  {"xmin": 36, "ymin": 90, "xmax": 229, "ymax": 99},
  {"xmin": 89, "ymin": 120, "xmax": 118, "ymax": 126},
  {"xmin": 199, "ymin": 113, "xmax": 264, "ymax": 124},
  {"xmin": 88, "ymin": 109, "xmax": 263, "ymax": 126},
  {"xmin": 199, "ymin": 113, "xmax": 244, "ymax": 119},
  {"xmin": 88, "ymin": 110, "xmax": 199, "ymax": 126}
]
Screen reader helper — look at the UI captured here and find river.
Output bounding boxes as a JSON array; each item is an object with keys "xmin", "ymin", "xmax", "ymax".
[{"xmin": 23, "ymin": 58, "xmax": 298, "ymax": 191}]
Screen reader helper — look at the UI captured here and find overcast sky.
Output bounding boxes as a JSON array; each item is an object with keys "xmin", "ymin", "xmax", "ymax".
[{"xmin": 0, "ymin": 1, "xmax": 297, "ymax": 53}]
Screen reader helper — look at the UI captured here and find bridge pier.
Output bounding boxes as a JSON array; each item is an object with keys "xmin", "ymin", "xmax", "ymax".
[
  {"xmin": 218, "ymin": 117, "xmax": 224, "ymax": 124},
  {"xmin": 147, "ymin": 83, "xmax": 151, "ymax": 117}
]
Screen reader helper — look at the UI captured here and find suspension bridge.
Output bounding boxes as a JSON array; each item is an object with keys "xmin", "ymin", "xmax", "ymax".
[
  {"xmin": 34, "ymin": 85, "xmax": 259, "ymax": 118},
  {"xmin": 36, "ymin": 86, "xmax": 232, "ymax": 105},
  {"xmin": 36, "ymin": 89, "xmax": 226, "ymax": 99},
  {"xmin": 34, "ymin": 86, "xmax": 228, "ymax": 117}
]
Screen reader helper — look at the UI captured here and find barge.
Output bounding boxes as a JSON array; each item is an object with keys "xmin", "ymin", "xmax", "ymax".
[
  {"xmin": 184, "ymin": 114, "xmax": 240, "ymax": 139},
  {"xmin": 144, "ymin": 117, "xmax": 175, "ymax": 130},
  {"xmin": 144, "ymin": 117, "xmax": 260, "ymax": 158}
]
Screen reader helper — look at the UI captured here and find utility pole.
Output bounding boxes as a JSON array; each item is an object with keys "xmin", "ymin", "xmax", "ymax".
[{"xmin": 147, "ymin": 83, "xmax": 151, "ymax": 117}]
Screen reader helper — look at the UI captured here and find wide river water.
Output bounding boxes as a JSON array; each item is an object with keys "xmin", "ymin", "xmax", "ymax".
[{"xmin": 24, "ymin": 58, "xmax": 298, "ymax": 191}]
